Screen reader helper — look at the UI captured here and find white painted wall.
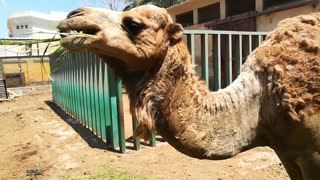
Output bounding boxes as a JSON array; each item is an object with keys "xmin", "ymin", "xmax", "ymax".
[
  {"xmin": 7, "ymin": 11, "xmax": 67, "ymax": 39},
  {"xmin": 257, "ymin": 4, "xmax": 320, "ymax": 32}
]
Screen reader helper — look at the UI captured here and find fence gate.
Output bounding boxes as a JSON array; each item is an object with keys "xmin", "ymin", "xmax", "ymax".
[
  {"xmin": 0, "ymin": 60, "xmax": 8, "ymax": 99},
  {"xmin": 50, "ymin": 30, "xmax": 268, "ymax": 153}
]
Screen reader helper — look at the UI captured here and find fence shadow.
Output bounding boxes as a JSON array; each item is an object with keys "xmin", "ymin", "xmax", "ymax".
[
  {"xmin": 45, "ymin": 100, "xmax": 166, "ymax": 153},
  {"xmin": 45, "ymin": 100, "xmax": 122, "ymax": 153}
]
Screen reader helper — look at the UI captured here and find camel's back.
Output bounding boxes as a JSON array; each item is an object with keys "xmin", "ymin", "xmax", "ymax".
[{"xmin": 244, "ymin": 13, "xmax": 320, "ymax": 122}]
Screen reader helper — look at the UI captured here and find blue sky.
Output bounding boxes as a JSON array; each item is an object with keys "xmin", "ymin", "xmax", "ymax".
[{"xmin": 0, "ymin": 0, "xmax": 126, "ymax": 37}]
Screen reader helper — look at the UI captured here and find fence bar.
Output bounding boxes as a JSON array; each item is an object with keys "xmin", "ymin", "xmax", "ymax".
[
  {"xmin": 201, "ymin": 34, "xmax": 209, "ymax": 86},
  {"xmin": 191, "ymin": 34, "xmax": 195, "ymax": 65},
  {"xmin": 104, "ymin": 64, "xmax": 113, "ymax": 145},
  {"xmin": 213, "ymin": 34, "xmax": 222, "ymax": 90},
  {"xmin": 85, "ymin": 53, "xmax": 92, "ymax": 129},
  {"xmin": 226, "ymin": 34, "xmax": 232, "ymax": 86},
  {"xmin": 258, "ymin": 35, "xmax": 262, "ymax": 46},
  {"xmin": 80, "ymin": 53, "xmax": 87, "ymax": 126},
  {"xmin": 108, "ymin": 68, "xmax": 120, "ymax": 148},
  {"xmin": 71, "ymin": 54, "xmax": 76, "ymax": 117},
  {"xmin": 98, "ymin": 59, "xmax": 106, "ymax": 141},
  {"xmin": 184, "ymin": 29, "xmax": 267, "ymax": 35},
  {"xmin": 75, "ymin": 53, "xmax": 81, "ymax": 120},
  {"xmin": 63, "ymin": 55, "xmax": 68, "ymax": 113},
  {"xmin": 91, "ymin": 55, "xmax": 97, "ymax": 132},
  {"xmin": 150, "ymin": 131, "xmax": 156, "ymax": 147},
  {"xmin": 249, "ymin": 35, "xmax": 252, "ymax": 53},
  {"xmin": 116, "ymin": 77, "xmax": 126, "ymax": 153},
  {"xmin": 81, "ymin": 52, "xmax": 88, "ymax": 127},
  {"xmin": 78, "ymin": 53, "xmax": 84, "ymax": 124},
  {"xmin": 94, "ymin": 56, "xmax": 102, "ymax": 137},
  {"xmin": 236, "ymin": 35, "xmax": 243, "ymax": 75}
]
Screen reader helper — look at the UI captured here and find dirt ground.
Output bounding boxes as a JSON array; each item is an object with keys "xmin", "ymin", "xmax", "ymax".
[{"xmin": 0, "ymin": 91, "xmax": 289, "ymax": 179}]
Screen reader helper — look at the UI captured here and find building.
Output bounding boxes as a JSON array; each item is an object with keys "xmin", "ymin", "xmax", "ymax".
[
  {"xmin": 167, "ymin": 0, "xmax": 320, "ymax": 31},
  {"xmin": 167, "ymin": 0, "xmax": 320, "ymax": 88},
  {"xmin": 0, "ymin": 11, "xmax": 67, "ymax": 87},
  {"xmin": 7, "ymin": 11, "xmax": 67, "ymax": 38}
]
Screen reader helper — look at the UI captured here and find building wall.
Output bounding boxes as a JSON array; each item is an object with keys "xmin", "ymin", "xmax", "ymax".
[
  {"xmin": 2, "ymin": 57, "xmax": 50, "ymax": 86},
  {"xmin": 168, "ymin": 0, "xmax": 320, "ymax": 32},
  {"xmin": 7, "ymin": 11, "xmax": 67, "ymax": 38},
  {"xmin": 167, "ymin": 0, "xmax": 221, "ymax": 30},
  {"xmin": 256, "ymin": 4, "xmax": 320, "ymax": 32}
]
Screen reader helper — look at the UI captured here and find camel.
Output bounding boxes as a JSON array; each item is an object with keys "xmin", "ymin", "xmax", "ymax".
[{"xmin": 58, "ymin": 5, "xmax": 320, "ymax": 179}]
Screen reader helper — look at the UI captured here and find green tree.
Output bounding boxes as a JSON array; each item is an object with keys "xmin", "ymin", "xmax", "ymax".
[{"xmin": 78, "ymin": 0, "xmax": 125, "ymax": 11}]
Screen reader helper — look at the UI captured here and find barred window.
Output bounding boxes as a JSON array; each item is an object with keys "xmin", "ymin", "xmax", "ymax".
[
  {"xmin": 176, "ymin": 11, "xmax": 193, "ymax": 27},
  {"xmin": 198, "ymin": 3, "xmax": 220, "ymax": 24}
]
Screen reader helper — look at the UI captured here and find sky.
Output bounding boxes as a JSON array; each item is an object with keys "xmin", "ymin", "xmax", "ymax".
[{"xmin": 0, "ymin": 0, "xmax": 126, "ymax": 37}]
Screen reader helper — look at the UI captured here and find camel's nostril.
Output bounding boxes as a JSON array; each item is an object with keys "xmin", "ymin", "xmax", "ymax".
[
  {"xmin": 60, "ymin": 33, "xmax": 66, "ymax": 38},
  {"xmin": 67, "ymin": 8, "xmax": 85, "ymax": 18},
  {"xmin": 83, "ymin": 28, "xmax": 99, "ymax": 35}
]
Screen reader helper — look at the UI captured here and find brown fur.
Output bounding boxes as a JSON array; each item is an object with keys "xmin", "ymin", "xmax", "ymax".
[
  {"xmin": 58, "ymin": 6, "xmax": 320, "ymax": 179},
  {"xmin": 250, "ymin": 14, "xmax": 320, "ymax": 123}
]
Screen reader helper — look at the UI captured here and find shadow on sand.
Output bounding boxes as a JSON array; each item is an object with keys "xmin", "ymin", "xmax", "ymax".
[{"xmin": 45, "ymin": 100, "xmax": 164, "ymax": 153}]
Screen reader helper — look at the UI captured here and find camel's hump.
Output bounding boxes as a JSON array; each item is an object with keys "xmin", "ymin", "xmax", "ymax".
[{"xmin": 249, "ymin": 12, "xmax": 320, "ymax": 121}]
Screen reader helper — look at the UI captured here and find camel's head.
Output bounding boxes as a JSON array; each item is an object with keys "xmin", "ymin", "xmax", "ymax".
[{"xmin": 58, "ymin": 5, "xmax": 183, "ymax": 73}]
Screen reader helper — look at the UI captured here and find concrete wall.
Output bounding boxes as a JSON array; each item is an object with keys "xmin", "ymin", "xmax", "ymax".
[
  {"xmin": 167, "ymin": 0, "xmax": 221, "ymax": 30},
  {"xmin": 168, "ymin": 0, "xmax": 320, "ymax": 32},
  {"xmin": 256, "ymin": 4, "xmax": 320, "ymax": 32},
  {"xmin": 2, "ymin": 57, "xmax": 50, "ymax": 87}
]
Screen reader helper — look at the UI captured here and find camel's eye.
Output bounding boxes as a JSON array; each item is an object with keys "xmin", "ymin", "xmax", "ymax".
[{"xmin": 123, "ymin": 18, "xmax": 145, "ymax": 35}]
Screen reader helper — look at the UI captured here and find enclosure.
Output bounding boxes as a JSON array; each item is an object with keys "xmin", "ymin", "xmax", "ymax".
[{"xmin": 50, "ymin": 30, "xmax": 268, "ymax": 153}]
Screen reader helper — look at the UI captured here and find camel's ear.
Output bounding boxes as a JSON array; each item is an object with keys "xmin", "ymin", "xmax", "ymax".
[{"xmin": 166, "ymin": 23, "xmax": 183, "ymax": 44}]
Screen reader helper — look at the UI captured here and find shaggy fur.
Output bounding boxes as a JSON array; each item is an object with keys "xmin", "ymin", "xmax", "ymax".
[{"xmin": 58, "ymin": 6, "xmax": 320, "ymax": 179}]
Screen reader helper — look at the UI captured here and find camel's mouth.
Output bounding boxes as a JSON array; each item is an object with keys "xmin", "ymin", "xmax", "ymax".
[
  {"xmin": 57, "ymin": 10, "xmax": 102, "ymax": 51},
  {"xmin": 59, "ymin": 27, "xmax": 100, "ymax": 38},
  {"xmin": 57, "ymin": 23, "xmax": 101, "ymax": 51}
]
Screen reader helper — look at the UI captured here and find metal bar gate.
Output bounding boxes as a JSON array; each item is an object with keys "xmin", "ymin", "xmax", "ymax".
[{"xmin": 50, "ymin": 30, "xmax": 268, "ymax": 153}]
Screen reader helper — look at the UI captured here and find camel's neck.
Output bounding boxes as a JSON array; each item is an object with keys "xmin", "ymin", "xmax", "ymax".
[{"xmin": 126, "ymin": 42, "xmax": 263, "ymax": 159}]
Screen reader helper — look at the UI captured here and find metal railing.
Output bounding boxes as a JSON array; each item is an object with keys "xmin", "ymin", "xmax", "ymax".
[
  {"xmin": 0, "ymin": 38, "xmax": 59, "ymax": 58},
  {"xmin": 50, "ymin": 30, "xmax": 268, "ymax": 153},
  {"xmin": 184, "ymin": 30, "xmax": 267, "ymax": 90},
  {"xmin": 0, "ymin": 80, "xmax": 8, "ymax": 99}
]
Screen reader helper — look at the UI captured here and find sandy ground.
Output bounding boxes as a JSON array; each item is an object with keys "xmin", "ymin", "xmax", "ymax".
[{"xmin": 0, "ymin": 91, "xmax": 289, "ymax": 179}]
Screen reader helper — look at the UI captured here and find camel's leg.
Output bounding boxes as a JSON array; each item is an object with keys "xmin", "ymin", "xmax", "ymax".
[
  {"xmin": 296, "ymin": 152, "xmax": 320, "ymax": 180},
  {"xmin": 276, "ymin": 153, "xmax": 303, "ymax": 180}
]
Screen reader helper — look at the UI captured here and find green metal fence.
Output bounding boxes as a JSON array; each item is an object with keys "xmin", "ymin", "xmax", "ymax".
[
  {"xmin": 50, "ymin": 30, "xmax": 268, "ymax": 153},
  {"xmin": 50, "ymin": 52, "xmax": 126, "ymax": 152},
  {"xmin": 184, "ymin": 30, "xmax": 267, "ymax": 90}
]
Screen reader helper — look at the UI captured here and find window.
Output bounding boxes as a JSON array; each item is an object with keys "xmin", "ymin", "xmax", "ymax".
[
  {"xmin": 263, "ymin": 0, "xmax": 311, "ymax": 10},
  {"xmin": 25, "ymin": 25, "xmax": 28, "ymax": 29},
  {"xmin": 198, "ymin": 3, "xmax": 220, "ymax": 24},
  {"xmin": 176, "ymin": 11, "xmax": 193, "ymax": 27},
  {"xmin": 226, "ymin": 0, "xmax": 255, "ymax": 16},
  {"xmin": 16, "ymin": 26, "xmax": 19, "ymax": 30}
]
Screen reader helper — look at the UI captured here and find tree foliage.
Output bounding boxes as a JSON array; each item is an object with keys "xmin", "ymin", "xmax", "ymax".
[
  {"xmin": 78, "ymin": 0, "xmax": 124, "ymax": 11},
  {"xmin": 78, "ymin": 0, "xmax": 186, "ymax": 11},
  {"xmin": 123, "ymin": 0, "xmax": 186, "ymax": 11}
]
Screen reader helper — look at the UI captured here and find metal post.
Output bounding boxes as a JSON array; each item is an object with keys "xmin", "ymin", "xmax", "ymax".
[
  {"xmin": 201, "ymin": 34, "xmax": 209, "ymax": 87},
  {"xmin": 17, "ymin": 54, "xmax": 23, "ymax": 87},
  {"xmin": 226, "ymin": 34, "xmax": 232, "ymax": 86}
]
